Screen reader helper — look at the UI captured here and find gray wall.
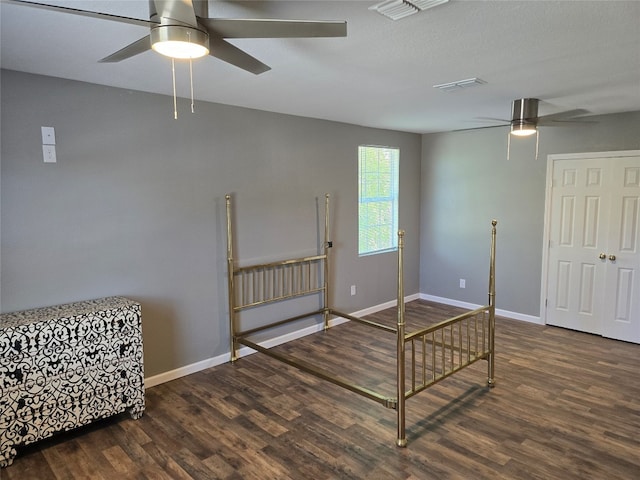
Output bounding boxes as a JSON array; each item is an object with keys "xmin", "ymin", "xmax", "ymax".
[
  {"xmin": 1, "ymin": 70, "xmax": 421, "ymax": 377},
  {"xmin": 420, "ymin": 110, "xmax": 640, "ymax": 317}
]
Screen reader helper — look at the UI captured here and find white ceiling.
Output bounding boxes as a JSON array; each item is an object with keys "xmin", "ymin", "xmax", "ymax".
[{"xmin": 1, "ymin": 0, "xmax": 639, "ymax": 134}]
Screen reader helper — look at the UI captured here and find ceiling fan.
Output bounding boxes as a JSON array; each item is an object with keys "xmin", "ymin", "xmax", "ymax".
[
  {"xmin": 467, "ymin": 98, "xmax": 592, "ymax": 159},
  {"xmin": 4, "ymin": 0, "xmax": 348, "ymax": 74},
  {"xmin": 480, "ymin": 98, "xmax": 591, "ymax": 137}
]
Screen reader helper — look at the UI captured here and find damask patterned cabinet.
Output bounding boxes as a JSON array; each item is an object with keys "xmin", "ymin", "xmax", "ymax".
[{"xmin": 0, "ymin": 296, "xmax": 145, "ymax": 467}]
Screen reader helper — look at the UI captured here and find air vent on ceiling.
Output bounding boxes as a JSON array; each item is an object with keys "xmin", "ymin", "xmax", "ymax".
[
  {"xmin": 369, "ymin": 0, "xmax": 449, "ymax": 21},
  {"xmin": 433, "ymin": 77, "xmax": 487, "ymax": 92},
  {"xmin": 412, "ymin": 0, "xmax": 451, "ymax": 10}
]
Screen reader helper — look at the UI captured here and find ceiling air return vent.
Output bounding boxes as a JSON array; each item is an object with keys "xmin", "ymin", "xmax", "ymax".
[
  {"xmin": 412, "ymin": 0, "xmax": 451, "ymax": 10},
  {"xmin": 370, "ymin": 0, "xmax": 449, "ymax": 20},
  {"xmin": 433, "ymin": 77, "xmax": 487, "ymax": 92}
]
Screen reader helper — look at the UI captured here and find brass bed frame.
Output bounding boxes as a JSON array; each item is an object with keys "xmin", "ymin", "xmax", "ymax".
[{"xmin": 226, "ymin": 194, "xmax": 497, "ymax": 447}]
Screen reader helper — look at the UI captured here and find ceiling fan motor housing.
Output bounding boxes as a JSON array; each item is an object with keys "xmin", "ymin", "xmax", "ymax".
[
  {"xmin": 511, "ymin": 98, "xmax": 539, "ymax": 124},
  {"xmin": 509, "ymin": 98, "xmax": 539, "ymax": 136}
]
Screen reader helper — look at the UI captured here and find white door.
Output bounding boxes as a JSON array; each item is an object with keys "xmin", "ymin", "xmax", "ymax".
[
  {"xmin": 603, "ymin": 156, "xmax": 640, "ymax": 342},
  {"xmin": 546, "ymin": 153, "xmax": 640, "ymax": 343}
]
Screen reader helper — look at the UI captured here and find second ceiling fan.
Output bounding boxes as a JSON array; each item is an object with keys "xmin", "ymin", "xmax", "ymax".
[
  {"xmin": 484, "ymin": 98, "xmax": 590, "ymax": 137},
  {"xmin": 472, "ymin": 98, "xmax": 592, "ymax": 160}
]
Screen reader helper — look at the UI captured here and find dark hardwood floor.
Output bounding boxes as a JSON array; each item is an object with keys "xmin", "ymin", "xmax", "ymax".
[{"xmin": 6, "ymin": 300, "xmax": 640, "ymax": 479}]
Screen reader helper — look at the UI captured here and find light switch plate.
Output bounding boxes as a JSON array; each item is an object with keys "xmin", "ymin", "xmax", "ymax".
[{"xmin": 41, "ymin": 126, "xmax": 56, "ymax": 145}]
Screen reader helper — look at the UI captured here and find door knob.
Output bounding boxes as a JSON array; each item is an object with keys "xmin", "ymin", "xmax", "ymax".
[
  {"xmin": 609, "ymin": 254, "xmax": 616, "ymax": 261},
  {"xmin": 599, "ymin": 253, "xmax": 606, "ymax": 260}
]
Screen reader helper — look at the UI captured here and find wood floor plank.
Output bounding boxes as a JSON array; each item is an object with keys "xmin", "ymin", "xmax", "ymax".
[
  {"xmin": 102, "ymin": 445, "xmax": 138, "ymax": 475},
  {"xmin": 44, "ymin": 438, "xmax": 107, "ymax": 480},
  {"xmin": 4, "ymin": 300, "xmax": 640, "ymax": 479},
  {"xmin": 140, "ymin": 441, "xmax": 194, "ymax": 480}
]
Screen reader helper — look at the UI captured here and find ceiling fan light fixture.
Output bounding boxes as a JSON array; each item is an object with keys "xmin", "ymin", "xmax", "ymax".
[
  {"xmin": 151, "ymin": 25, "xmax": 209, "ymax": 59},
  {"xmin": 510, "ymin": 123, "xmax": 537, "ymax": 136}
]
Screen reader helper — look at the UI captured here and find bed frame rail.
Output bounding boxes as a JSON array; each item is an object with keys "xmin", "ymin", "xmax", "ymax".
[{"xmin": 237, "ymin": 336, "xmax": 396, "ymax": 408}]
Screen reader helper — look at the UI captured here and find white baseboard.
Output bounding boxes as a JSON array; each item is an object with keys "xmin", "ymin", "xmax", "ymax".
[
  {"xmin": 349, "ymin": 293, "xmax": 420, "ymax": 318},
  {"xmin": 419, "ymin": 293, "xmax": 543, "ymax": 325},
  {"xmin": 144, "ymin": 355, "xmax": 227, "ymax": 388},
  {"xmin": 144, "ymin": 294, "xmax": 420, "ymax": 389},
  {"xmin": 146, "ymin": 292, "xmax": 534, "ymax": 389}
]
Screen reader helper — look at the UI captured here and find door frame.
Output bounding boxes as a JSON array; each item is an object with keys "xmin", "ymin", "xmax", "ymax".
[{"xmin": 540, "ymin": 149, "xmax": 640, "ymax": 326}]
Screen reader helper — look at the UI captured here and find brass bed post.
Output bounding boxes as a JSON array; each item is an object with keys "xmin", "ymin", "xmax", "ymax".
[
  {"xmin": 487, "ymin": 220, "xmax": 498, "ymax": 387},
  {"xmin": 323, "ymin": 194, "xmax": 331, "ymax": 331},
  {"xmin": 226, "ymin": 195, "xmax": 238, "ymax": 362},
  {"xmin": 396, "ymin": 229, "xmax": 407, "ymax": 448}
]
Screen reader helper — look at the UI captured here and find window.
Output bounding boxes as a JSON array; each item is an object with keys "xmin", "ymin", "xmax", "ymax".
[{"xmin": 358, "ymin": 145, "xmax": 399, "ymax": 256}]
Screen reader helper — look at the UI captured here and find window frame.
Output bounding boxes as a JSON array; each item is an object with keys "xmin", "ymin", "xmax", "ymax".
[{"xmin": 357, "ymin": 145, "xmax": 400, "ymax": 257}]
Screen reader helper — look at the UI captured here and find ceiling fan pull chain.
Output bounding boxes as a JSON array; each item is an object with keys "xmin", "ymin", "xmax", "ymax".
[
  {"xmin": 535, "ymin": 130, "xmax": 539, "ymax": 160},
  {"xmin": 172, "ymin": 58, "xmax": 178, "ymax": 120},
  {"xmin": 186, "ymin": 31, "xmax": 196, "ymax": 114},
  {"xmin": 506, "ymin": 131, "xmax": 511, "ymax": 161},
  {"xmin": 190, "ymin": 58, "xmax": 195, "ymax": 114}
]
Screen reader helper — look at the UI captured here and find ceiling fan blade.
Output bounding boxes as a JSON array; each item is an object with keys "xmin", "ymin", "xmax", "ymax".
[
  {"xmin": 208, "ymin": 36, "xmax": 271, "ymax": 75},
  {"xmin": 191, "ymin": 0, "xmax": 208, "ymax": 18},
  {"xmin": 537, "ymin": 108, "xmax": 590, "ymax": 124},
  {"xmin": 453, "ymin": 124, "xmax": 508, "ymax": 133},
  {"xmin": 152, "ymin": 0, "xmax": 198, "ymax": 26},
  {"xmin": 475, "ymin": 116, "xmax": 511, "ymax": 123},
  {"xmin": 200, "ymin": 18, "xmax": 347, "ymax": 38},
  {"xmin": 538, "ymin": 119, "xmax": 598, "ymax": 127},
  {"xmin": 3, "ymin": 0, "xmax": 154, "ymax": 27},
  {"xmin": 98, "ymin": 35, "xmax": 151, "ymax": 63}
]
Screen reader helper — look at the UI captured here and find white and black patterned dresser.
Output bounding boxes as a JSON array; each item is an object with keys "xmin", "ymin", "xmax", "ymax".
[{"xmin": 0, "ymin": 296, "xmax": 145, "ymax": 467}]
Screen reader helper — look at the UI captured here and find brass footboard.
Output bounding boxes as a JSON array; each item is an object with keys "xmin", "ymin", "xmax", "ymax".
[
  {"xmin": 405, "ymin": 306, "xmax": 494, "ymax": 398},
  {"xmin": 395, "ymin": 220, "xmax": 497, "ymax": 447}
]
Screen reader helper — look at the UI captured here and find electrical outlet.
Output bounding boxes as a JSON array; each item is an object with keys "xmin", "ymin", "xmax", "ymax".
[
  {"xmin": 43, "ymin": 145, "xmax": 57, "ymax": 163},
  {"xmin": 459, "ymin": 279, "xmax": 466, "ymax": 289},
  {"xmin": 350, "ymin": 285, "xmax": 356, "ymax": 296}
]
